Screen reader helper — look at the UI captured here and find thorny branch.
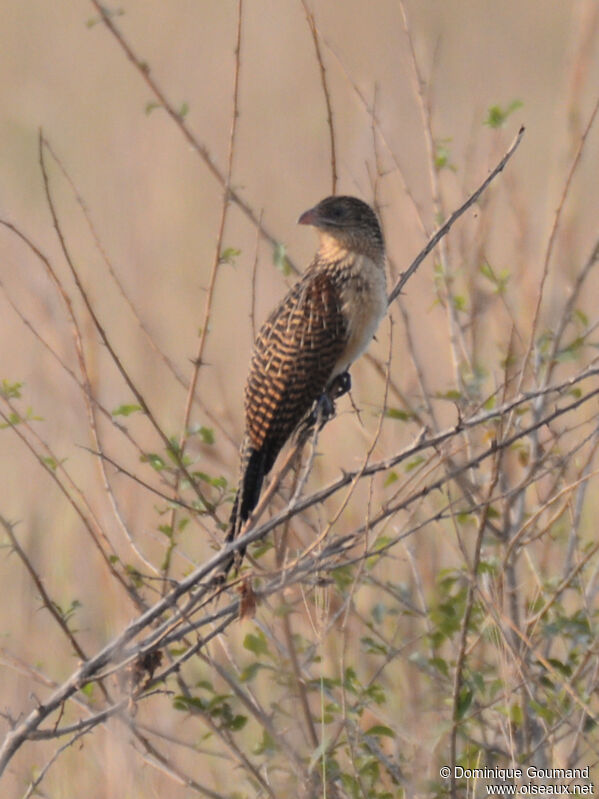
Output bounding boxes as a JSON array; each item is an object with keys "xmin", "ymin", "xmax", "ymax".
[{"xmin": 1, "ymin": 365, "xmax": 597, "ymax": 774}]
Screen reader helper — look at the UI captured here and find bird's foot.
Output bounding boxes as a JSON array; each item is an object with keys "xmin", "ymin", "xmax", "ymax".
[
  {"xmin": 304, "ymin": 392, "xmax": 336, "ymax": 432},
  {"xmin": 328, "ymin": 371, "xmax": 351, "ymax": 399},
  {"xmin": 302, "ymin": 373, "xmax": 351, "ymax": 435},
  {"xmin": 316, "ymin": 391, "xmax": 335, "ymax": 426}
]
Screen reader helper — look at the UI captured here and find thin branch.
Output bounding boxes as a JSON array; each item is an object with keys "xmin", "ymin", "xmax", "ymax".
[
  {"xmin": 87, "ymin": 0, "xmax": 294, "ymax": 266},
  {"xmin": 387, "ymin": 125, "xmax": 525, "ymax": 304},
  {"xmin": 300, "ymin": 0, "xmax": 337, "ymax": 194},
  {"xmin": 517, "ymin": 94, "xmax": 599, "ymax": 391}
]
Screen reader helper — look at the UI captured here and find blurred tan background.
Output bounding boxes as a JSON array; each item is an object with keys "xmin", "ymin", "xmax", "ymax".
[{"xmin": 1, "ymin": 0, "xmax": 598, "ymax": 795}]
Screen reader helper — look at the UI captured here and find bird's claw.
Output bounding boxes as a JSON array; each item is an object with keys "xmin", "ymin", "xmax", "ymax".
[{"xmin": 328, "ymin": 371, "xmax": 351, "ymax": 399}]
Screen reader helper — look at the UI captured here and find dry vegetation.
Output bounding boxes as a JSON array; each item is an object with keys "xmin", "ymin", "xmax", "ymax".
[{"xmin": 1, "ymin": 1, "xmax": 599, "ymax": 797}]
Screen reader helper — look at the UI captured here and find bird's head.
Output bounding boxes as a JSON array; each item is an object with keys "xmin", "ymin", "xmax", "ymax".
[{"xmin": 298, "ymin": 196, "xmax": 384, "ymax": 259}]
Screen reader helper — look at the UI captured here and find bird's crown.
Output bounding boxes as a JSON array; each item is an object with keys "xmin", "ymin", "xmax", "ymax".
[{"xmin": 298, "ymin": 195, "xmax": 384, "ymax": 258}]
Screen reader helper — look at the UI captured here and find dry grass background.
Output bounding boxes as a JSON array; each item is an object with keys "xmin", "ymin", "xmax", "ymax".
[{"xmin": 1, "ymin": 1, "xmax": 599, "ymax": 797}]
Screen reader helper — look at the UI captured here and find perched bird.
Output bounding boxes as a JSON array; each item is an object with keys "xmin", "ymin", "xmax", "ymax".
[{"xmin": 228, "ymin": 195, "xmax": 387, "ymax": 549}]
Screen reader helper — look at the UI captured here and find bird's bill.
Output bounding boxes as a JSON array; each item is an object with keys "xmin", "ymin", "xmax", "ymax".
[{"xmin": 297, "ymin": 207, "xmax": 318, "ymax": 226}]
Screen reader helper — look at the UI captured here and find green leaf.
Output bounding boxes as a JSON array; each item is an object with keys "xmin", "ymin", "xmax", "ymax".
[
  {"xmin": 42, "ymin": 456, "xmax": 63, "ymax": 471},
  {"xmin": 179, "ymin": 101, "xmax": 189, "ymax": 118},
  {"xmin": 250, "ymin": 539, "xmax": 274, "ymax": 559},
  {"xmin": 0, "ymin": 413, "xmax": 21, "ymax": 429},
  {"xmin": 385, "ymin": 407, "xmax": 412, "ymax": 421},
  {"xmin": 456, "ymin": 686, "xmax": 473, "ymax": 718},
  {"xmin": 141, "ymin": 452, "xmax": 166, "ymax": 471},
  {"xmin": 273, "ymin": 242, "xmax": 292, "ymax": 276},
  {"xmin": 555, "ymin": 336, "xmax": 584, "ymax": 362},
  {"xmin": 158, "ymin": 524, "xmax": 173, "ymax": 539},
  {"xmin": 243, "ymin": 631, "xmax": 269, "ymax": 657},
  {"xmin": 112, "ymin": 403, "xmax": 143, "ymax": 417},
  {"xmin": 361, "ymin": 636, "xmax": 388, "ymax": 656},
  {"xmin": 530, "ymin": 698, "xmax": 554, "ymax": 723},
  {"xmin": 436, "ymin": 389, "xmax": 462, "ymax": 401},
  {"xmin": 330, "ymin": 563, "xmax": 354, "ymax": 591},
  {"xmin": 253, "ymin": 729, "xmax": 276, "ymax": 755},
  {"xmin": 365, "ymin": 682, "xmax": 386, "ymax": 705},
  {"xmin": 365, "ymin": 724, "xmax": 396, "ymax": 739},
  {"xmin": 510, "ymin": 704, "xmax": 523, "ymax": 726},
  {"xmin": 453, "ymin": 294, "xmax": 467, "ymax": 312},
  {"xmin": 429, "ymin": 657, "xmax": 449, "ymax": 678},
  {"xmin": 434, "ymin": 138, "xmax": 456, "ymax": 172},
  {"xmin": 0, "ymin": 379, "xmax": 23, "ymax": 399},
  {"xmin": 145, "ymin": 100, "xmax": 161, "ymax": 115},
  {"xmin": 484, "ymin": 99, "xmax": 523, "ymax": 128},
  {"xmin": 384, "ymin": 470, "xmax": 398, "ymax": 487},
  {"xmin": 219, "ymin": 247, "xmax": 241, "ymax": 265},
  {"xmin": 198, "ymin": 426, "xmax": 214, "ymax": 445},
  {"xmin": 227, "ymin": 714, "xmax": 248, "ymax": 731},
  {"xmin": 405, "ymin": 456, "xmax": 425, "ymax": 472},
  {"xmin": 239, "ymin": 662, "xmax": 265, "ymax": 682}
]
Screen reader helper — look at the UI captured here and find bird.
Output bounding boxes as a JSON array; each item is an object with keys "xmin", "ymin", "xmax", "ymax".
[{"xmin": 227, "ymin": 195, "xmax": 387, "ymax": 558}]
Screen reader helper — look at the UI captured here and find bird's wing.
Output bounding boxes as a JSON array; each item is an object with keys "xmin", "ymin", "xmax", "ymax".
[{"xmin": 244, "ymin": 269, "xmax": 347, "ymax": 462}]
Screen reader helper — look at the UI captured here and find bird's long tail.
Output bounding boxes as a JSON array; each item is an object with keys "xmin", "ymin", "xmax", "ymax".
[
  {"xmin": 227, "ymin": 443, "xmax": 268, "ymax": 543},
  {"xmin": 218, "ymin": 444, "xmax": 268, "ymax": 582}
]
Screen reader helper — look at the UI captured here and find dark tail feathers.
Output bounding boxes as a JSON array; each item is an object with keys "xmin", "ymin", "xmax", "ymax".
[{"xmin": 227, "ymin": 446, "xmax": 267, "ymax": 542}]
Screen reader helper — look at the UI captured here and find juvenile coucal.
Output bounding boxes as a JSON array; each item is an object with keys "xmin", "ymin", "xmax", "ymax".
[{"xmin": 228, "ymin": 195, "xmax": 387, "ymax": 547}]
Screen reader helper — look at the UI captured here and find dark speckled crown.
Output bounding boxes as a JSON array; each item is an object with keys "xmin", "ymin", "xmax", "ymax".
[{"xmin": 298, "ymin": 195, "xmax": 384, "ymax": 257}]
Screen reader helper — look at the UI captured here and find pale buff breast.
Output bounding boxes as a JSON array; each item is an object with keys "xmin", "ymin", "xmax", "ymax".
[{"xmin": 332, "ymin": 254, "xmax": 388, "ymax": 378}]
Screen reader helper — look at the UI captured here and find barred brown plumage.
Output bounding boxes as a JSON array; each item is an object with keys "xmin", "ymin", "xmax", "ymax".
[{"xmin": 227, "ymin": 196, "xmax": 387, "ymax": 566}]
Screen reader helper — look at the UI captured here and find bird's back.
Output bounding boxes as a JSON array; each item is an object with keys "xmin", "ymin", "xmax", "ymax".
[{"xmin": 245, "ymin": 263, "xmax": 347, "ymax": 470}]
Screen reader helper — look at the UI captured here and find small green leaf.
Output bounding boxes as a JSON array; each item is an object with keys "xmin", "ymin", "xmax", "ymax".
[
  {"xmin": 227, "ymin": 714, "xmax": 248, "ymax": 731},
  {"xmin": 434, "ymin": 138, "xmax": 456, "ymax": 172},
  {"xmin": 239, "ymin": 662, "xmax": 264, "ymax": 682},
  {"xmin": 484, "ymin": 99, "xmax": 523, "ymax": 128},
  {"xmin": 179, "ymin": 101, "xmax": 189, "ymax": 118},
  {"xmin": 385, "ymin": 407, "xmax": 412, "ymax": 421},
  {"xmin": 365, "ymin": 682, "xmax": 386, "ymax": 705},
  {"xmin": 556, "ymin": 336, "xmax": 584, "ymax": 362},
  {"xmin": 253, "ymin": 729, "xmax": 276, "ymax": 755},
  {"xmin": 219, "ymin": 247, "xmax": 241, "ymax": 265},
  {"xmin": 250, "ymin": 539, "xmax": 274, "ymax": 559},
  {"xmin": 243, "ymin": 631, "xmax": 269, "ymax": 657},
  {"xmin": 436, "ymin": 389, "xmax": 462, "ymax": 401},
  {"xmin": 141, "ymin": 452, "xmax": 166, "ymax": 471},
  {"xmin": 361, "ymin": 636, "xmax": 388, "ymax": 656},
  {"xmin": 510, "ymin": 704, "xmax": 523, "ymax": 726},
  {"xmin": 365, "ymin": 724, "xmax": 396, "ymax": 739},
  {"xmin": 112, "ymin": 403, "xmax": 143, "ymax": 417},
  {"xmin": 453, "ymin": 294, "xmax": 467, "ymax": 312},
  {"xmin": 0, "ymin": 379, "xmax": 23, "ymax": 399},
  {"xmin": 429, "ymin": 657, "xmax": 449, "ymax": 678},
  {"xmin": 457, "ymin": 686, "xmax": 473, "ymax": 718},
  {"xmin": 384, "ymin": 470, "xmax": 398, "ymax": 487},
  {"xmin": 0, "ymin": 412, "xmax": 21, "ymax": 429},
  {"xmin": 273, "ymin": 242, "xmax": 292, "ymax": 276},
  {"xmin": 198, "ymin": 426, "xmax": 214, "ymax": 445},
  {"xmin": 145, "ymin": 100, "xmax": 161, "ymax": 115},
  {"xmin": 405, "ymin": 456, "xmax": 425, "ymax": 472}
]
